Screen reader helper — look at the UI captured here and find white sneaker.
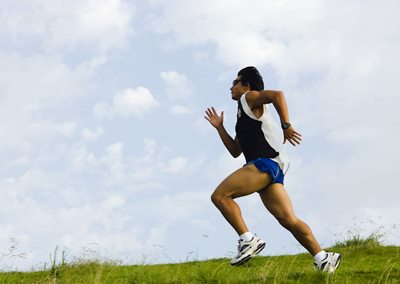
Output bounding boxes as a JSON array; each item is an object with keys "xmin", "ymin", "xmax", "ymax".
[
  {"xmin": 230, "ymin": 236, "xmax": 266, "ymax": 266},
  {"xmin": 314, "ymin": 252, "xmax": 341, "ymax": 274}
]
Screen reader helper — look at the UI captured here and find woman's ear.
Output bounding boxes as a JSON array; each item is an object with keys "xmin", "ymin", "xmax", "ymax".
[{"xmin": 242, "ymin": 81, "xmax": 251, "ymax": 89}]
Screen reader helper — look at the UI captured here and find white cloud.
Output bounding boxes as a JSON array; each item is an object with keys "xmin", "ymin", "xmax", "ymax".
[
  {"xmin": 149, "ymin": 0, "xmax": 299, "ymax": 67},
  {"xmin": 131, "ymin": 139, "xmax": 174, "ymax": 180},
  {"xmin": 0, "ymin": 43, "xmax": 116, "ymax": 199},
  {"xmin": 0, "ymin": 51, "xmax": 106, "ymax": 165},
  {"xmin": 164, "ymin": 156, "xmax": 188, "ymax": 175},
  {"xmin": 160, "ymin": 71, "xmax": 194, "ymax": 102},
  {"xmin": 170, "ymin": 105, "xmax": 192, "ymax": 115},
  {"xmin": 215, "ymin": 33, "xmax": 286, "ymax": 67},
  {"xmin": 69, "ymin": 146, "xmax": 99, "ymax": 173},
  {"xmin": 0, "ymin": 133, "xmax": 214, "ymax": 269},
  {"xmin": 56, "ymin": 122, "xmax": 77, "ymax": 138},
  {"xmin": 150, "ymin": 0, "xmax": 399, "ymax": 79},
  {"xmin": 0, "ymin": 0, "xmax": 134, "ymax": 53},
  {"xmin": 99, "ymin": 194, "xmax": 126, "ymax": 210},
  {"xmin": 94, "ymin": 87, "xmax": 160, "ymax": 119},
  {"xmin": 81, "ymin": 126, "xmax": 104, "ymax": 142},
  {"xmin": 100, "ymin": 143, "xmax": 127, "ymax": 185},
  {"xmin": 113, "ymin": 87, "xmax": 159, "ymax": 117},
  {"xmin": 0, "ymin": 53, "xmax": 90, "ymax": 105}
]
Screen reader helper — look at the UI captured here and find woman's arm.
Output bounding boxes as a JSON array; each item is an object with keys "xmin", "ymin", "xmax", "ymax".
[
  {"xmin": 204, "ymin": 107, "xmax": 242, "ymax": 157},
  {"xmin": 245, "ymin": 91, "xmax": 302, "ymax": 146}
]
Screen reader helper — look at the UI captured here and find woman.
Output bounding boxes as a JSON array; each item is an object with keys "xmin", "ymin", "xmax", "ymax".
[{"xmin": 204, "ymin": 66, "xmax": 340, "ymax": 273}]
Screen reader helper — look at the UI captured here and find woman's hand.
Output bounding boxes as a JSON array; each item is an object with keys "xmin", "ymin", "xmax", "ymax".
[
  {"xmin": 204, "ymin": 107, "xmax": 224, "ymax": 129},
  {"xmin": 283, "ymin": 127, "xmax": 302, "ymax": 146}
]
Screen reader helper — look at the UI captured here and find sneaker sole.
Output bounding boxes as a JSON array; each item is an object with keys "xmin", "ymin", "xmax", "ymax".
[
  {"xmin": 329, "ymin": 254, "xmax": 341, "ymax": 274},
  {"xmin": 253, "ymin": 242, "xmax": 266, "ymax": 255},
  {"xmin": 231, "ymin": 242, "xmax": 266, "ymax": 266}
]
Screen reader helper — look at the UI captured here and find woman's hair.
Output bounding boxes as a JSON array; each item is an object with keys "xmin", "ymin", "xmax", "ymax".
[{"xmin": 237, "ymin": 66, "xmax": 264, "ymax": 91}]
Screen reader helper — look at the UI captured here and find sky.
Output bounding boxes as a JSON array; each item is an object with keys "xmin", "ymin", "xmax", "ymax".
[{"xmin": 1, "ymin": 0, "xmax": 399, "ymax": 271}]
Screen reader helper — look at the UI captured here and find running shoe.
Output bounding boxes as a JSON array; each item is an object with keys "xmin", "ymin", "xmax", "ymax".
[
  {"xmin": 230, "ymin": 236, "xmax": 266, "ymax": 266},
  {"xmin": 314, "ymin": 252, "xmax": 341, "ymax": 274}
]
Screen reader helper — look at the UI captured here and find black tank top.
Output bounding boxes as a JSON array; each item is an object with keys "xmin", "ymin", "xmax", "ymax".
[{"xmin": 235, "ymin": 97, "xmax": 279, "ymax": 163}]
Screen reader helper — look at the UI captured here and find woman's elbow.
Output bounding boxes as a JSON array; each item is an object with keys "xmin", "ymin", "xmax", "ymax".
[
  {"xmin": 231, "ymin": 150, "xmax": 242, "ymax": 158},
  {"xmin": 275, "ymin": 91, "xmax": 285, "ymax": 100}
]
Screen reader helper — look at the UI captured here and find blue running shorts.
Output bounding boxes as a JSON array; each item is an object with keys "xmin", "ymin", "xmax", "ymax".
[{"xmin": 245, "ymin": 157, "xmax": 284, "ymax": 184}]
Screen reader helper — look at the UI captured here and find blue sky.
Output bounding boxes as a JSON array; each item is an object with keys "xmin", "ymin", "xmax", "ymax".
[{"xmin": 1, "ymin": 0, "xmax": 399, "ymax": 271}]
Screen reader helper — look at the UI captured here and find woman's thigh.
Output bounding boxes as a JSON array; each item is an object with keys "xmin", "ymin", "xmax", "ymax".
[
  {"xmin": 213, "ymin": 164, "xmax": 272, "ymax": 199},
  {"xmin": 258, "ymin": 183, "xmax": 296, "ymax": 220}
]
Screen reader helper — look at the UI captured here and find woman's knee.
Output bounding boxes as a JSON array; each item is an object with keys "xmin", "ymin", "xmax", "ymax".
[
  {"xmin": 277, "ymin": 215, "xmax": 298, "ymax": 230},
  {"xmin": 211, "ymin": 190, "xmax": 229, "ymax": 206}
]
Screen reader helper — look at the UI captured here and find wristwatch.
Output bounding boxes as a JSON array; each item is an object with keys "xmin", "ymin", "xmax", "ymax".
[{"xmin": 281, "ymin": 122, "xmax": 291, "ymax": 130}]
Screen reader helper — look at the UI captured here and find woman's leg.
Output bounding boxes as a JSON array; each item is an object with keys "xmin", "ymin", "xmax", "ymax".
[
  {"xmin": 258, "ymin": 183, "xmax": 321, "ymax": 255},
  {"xmin": 211, "ymin": 164, "xmax": 272, "ymax": 235}
]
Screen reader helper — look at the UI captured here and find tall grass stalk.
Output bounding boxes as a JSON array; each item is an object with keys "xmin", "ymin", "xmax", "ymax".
[{"xmin": 333, "ymin": 231, "xmax": 383, "ymax": 248}]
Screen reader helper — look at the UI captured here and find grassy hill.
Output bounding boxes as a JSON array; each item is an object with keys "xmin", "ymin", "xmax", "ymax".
[{"xmin": 1, "ymin": 236, "xmax": 399, "ymax": 283}]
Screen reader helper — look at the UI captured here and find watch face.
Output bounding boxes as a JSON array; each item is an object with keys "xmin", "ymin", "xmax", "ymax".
[{"xmin": 282, "ymin": 123, "xmax": 291, "ymax": 129}]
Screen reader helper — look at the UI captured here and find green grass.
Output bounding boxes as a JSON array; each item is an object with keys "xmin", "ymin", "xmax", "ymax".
[{"xmin": 1, "ymin": 235, "xmax": 399, "ymax": 283}]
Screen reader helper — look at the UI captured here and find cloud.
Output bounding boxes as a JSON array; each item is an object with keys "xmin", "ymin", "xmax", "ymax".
[
  {"xmin": 0, "ymin": 135, "xmax": 212, "ymax": 270},
  {"xmin": 160, "ymin": 71, "xmax": 195, "ymax": 116},
  {"xmin": 160, "ymin": 71, "xmax": 194, "ymax": 102},
  {"xmin": 150, "ymin": 0, "xmax": 399, "ymax": 78},
  {"xmin": 0, "ymin": 0, "xmax": 134, "ymax": 54},
  {"xmin": 56, "ymin": 122, "xmax": 77, "ymax": 138},
  {"xmin": 100, "ymin": 142, "xmax": 127, "ymax": 185},
  {"xmin": 113, "ymin": 87, "xmax": 159, "ymax": 117},
  {"xmin": 81, "ymin": 126, "xmax": 104, "ymax": 142},
  {"xmin": 0, "ymin": 53, "xmax": 91, "ymax": 105},
  {"xmin": 131, "ymin": 139, "xmax": 186, "ymax": 180},
  {"xmin": 164, "ymin": 156, "xmax": 188, "ymax": 175},
  {"xmin": 94, "ymin": 87, "xmax": 160, "ymax": 119},
  {"xmin": 170, "ymin": 105, "xmax": 192, "ymax": 115},
  {"xmin": 215, "ymin": 33, "xmax": 286, "ymax": 67},
  {"xmin": 149, "ymin": 0, "xmax": 296, "ymax": 67}
]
